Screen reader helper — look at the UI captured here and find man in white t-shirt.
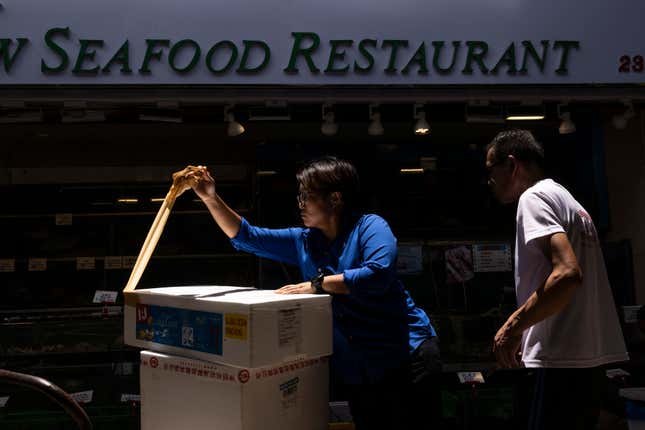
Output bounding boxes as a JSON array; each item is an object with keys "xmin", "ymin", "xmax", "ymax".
[{"xmin": 485, "ymin": 129, "xmax": 628, "ymax": 429}]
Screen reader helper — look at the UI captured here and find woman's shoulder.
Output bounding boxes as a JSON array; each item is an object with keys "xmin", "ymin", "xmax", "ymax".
[{"xmin": 355, "ymin": 213, "xmax": 391, "ymax": 230}]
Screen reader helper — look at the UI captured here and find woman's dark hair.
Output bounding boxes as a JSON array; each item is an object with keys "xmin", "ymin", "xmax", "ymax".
[
  {"xmin": 296, "ymin": 156, "xmax": 360, "ymax": 209},
  {"xmin": 486, "ymin": 129, "xmax": 545, "ymax": 170}
]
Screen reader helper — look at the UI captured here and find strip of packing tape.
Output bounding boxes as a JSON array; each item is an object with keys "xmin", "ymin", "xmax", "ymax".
[{"xmin": 122, "ymin": 166, "xmax": 201, "ymax": 306}]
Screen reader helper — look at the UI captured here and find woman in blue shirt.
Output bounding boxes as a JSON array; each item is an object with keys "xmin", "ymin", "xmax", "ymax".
[{"xmin": 183, "ymin": 157, "xmax": 438, "ymax": 429}]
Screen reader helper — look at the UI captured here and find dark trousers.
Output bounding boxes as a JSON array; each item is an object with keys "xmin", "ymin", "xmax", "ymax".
[
  {"xmin": 409, "ymin": 337, "xmax": 443, "ymax": 429},
  {"xmin": 520, "ymin": 367, "xmax": 602, "ymax": 430},
  {"xmin": 345, "ymin": 366, "xmax": 410, "ymax": 430}
]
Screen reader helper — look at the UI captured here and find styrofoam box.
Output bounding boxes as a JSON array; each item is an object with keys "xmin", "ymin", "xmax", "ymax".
[
  {"xmin": 124, "ymin": 286, "xmax": 332, "ymax": 367},
  {"xmin": 140, "ymin": 350, "xmax": 329, "ymax": 430}
]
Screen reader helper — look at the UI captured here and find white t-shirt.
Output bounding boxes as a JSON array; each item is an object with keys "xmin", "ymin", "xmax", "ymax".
[{"xmin": 515, "ymin": 179, "xmax": 628, "ymax": 368}]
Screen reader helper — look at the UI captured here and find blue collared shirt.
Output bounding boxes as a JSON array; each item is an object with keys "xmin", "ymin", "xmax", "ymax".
[{"xmin": 231, "ymin": 213, "xmax": 436, "ymax": 384}]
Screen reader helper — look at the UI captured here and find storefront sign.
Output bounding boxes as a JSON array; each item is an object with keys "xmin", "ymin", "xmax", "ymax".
[{"xmin": 0, "ymin": 0, "xmax": 643, "ymax": 85}]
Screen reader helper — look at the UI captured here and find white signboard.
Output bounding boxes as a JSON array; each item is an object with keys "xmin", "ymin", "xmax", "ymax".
[
  {"xmin": 55, "ymin": 213, "xmax": 73, "ymax": 225},
  {"xmin": 104, "ymin": 256, "xmax": 123, "ymax": 270},
  {"xmin": 70, "ymin": 390, "xmax": 93, "ymax": 404},
  {"xmin": 93, "ymin": 290, "xmax": 118, "ymax": 303},
  {"xmin": 0, "ymin": 396, "xmax": 9, "ymax": 408},
  {"xmin": 28, "ymin": 258, "xmax": 47, "ymax": 272},
  {"xmin": 0, "ymin": 0, "xmax": 643, "ymax": 85},
  {"xmin": 0, "ymin": 259, "xmax": 15, "ymax": 272},
  {"xmin": 76, "ymin": 257, "xmax": 96, "ymax": 270},
  {"xmin": 457, "ymin": 371, "xmax": 485, "ymax": 384},
  {"xmin": 397, "ymin": 244, "xmax": 423, "ymax": 274},
  {"xmin": 473, "ymin": 244, "xmax": 512, "ymax": 273},
  {"xmin": 120, "ymin": 394, "xmax": 141, "ymax": 403},
  {"xmin": 122, "ymin": 256, "xmax": 137, "ymax": 269}
]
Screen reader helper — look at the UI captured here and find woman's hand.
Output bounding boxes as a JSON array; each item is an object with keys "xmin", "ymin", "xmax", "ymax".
[
  {"xmin": 275, "ymin": 282, "xmax": 315, "ymax": 295},
  {"xmin": 182, "ymin": 165, "xmax": 217, "ymax": 201}
]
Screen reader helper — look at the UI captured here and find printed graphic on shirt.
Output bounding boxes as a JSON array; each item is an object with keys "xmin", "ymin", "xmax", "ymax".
[{"xmin": 576, "ymin": 209, "xmax": 598, "ymax": 246}]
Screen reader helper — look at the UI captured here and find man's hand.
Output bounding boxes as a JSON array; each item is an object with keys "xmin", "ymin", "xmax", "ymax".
[
  {"xmin": 493, "ymin": 323, "xmax": 522, "ymax": 368},
  {"xmin": 275, "ymin": 282, "xmax": 315, "ymax": 295}
]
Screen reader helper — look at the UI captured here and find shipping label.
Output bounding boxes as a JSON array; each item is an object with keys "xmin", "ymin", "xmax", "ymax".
[
  {"xmin": 225, "ymin": 313, "xmax": 248, "ymax": 340},
  {"xmin": 278, "ymin": 307, "xmax": 302, "ymax": 348}
]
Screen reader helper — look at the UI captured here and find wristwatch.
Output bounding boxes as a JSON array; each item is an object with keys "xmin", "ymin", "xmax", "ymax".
[{"xmin": 310, "ymin": 270, "xmax": 325, "ymax": 294}]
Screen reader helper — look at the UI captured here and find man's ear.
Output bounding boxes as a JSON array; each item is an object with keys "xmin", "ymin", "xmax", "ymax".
[{"xmin": 330, "ymin": 191, "xmax": 342, "ymax": 207}]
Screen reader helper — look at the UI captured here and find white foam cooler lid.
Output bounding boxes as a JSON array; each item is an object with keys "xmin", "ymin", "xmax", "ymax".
[{"xmin": 132, "ymin": 285, "xmax": 327, "ymax": 305}]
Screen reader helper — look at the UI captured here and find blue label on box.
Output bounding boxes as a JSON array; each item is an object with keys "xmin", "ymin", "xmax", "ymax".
[{"xmin": 135, "ymin": 304, "xmax": 223, "ymax": 355}]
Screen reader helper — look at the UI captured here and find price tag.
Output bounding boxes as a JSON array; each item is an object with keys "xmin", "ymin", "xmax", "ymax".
[
  {"xmin": 120, "ymin": 394, "xmax": 141, "ymax": 403},
  {"xmin": 0, "ymin": 259, "xmax": 15, "ymax": 273},
  {"xmin": 606, "ymin": 368, "xmax": 631, "ymax": 378},
  {"xmin": 93, "ymin": 290, "xmax": 118, "ymax": 304},
  {"xmin": 76, "ymin": 257, "xmax": 95, "ymax": 270},
  {"xmin": 457, "ymin": 372, "xmax": 485, "ymax": 384},
  {"xmin": 0, "ymin": 396, "xmax": 9, "ymax": 408},
  {"xmin": 122, "ymin": 256, "xmax": 137, "ymax": 269},
  {"xmin": 623, "ymin": 305, "xmax": 641, "ymax": 323},
  {"xmin": 28, "ymin": 258, "xmax": 47, "ymax": 272},
  {"xmin": 104, "ymin": 256, "xmax": 123, "ymax": 270},
  {"xmin": 70, "ymin": 390, "xmax": 93, "ymax": 404},
  {"xmin": 55, "ymin": 213, "xmax": 73, "ymax": 225}
]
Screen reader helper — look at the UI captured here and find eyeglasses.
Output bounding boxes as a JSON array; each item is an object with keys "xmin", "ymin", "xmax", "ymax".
[
  {"xmin": 486, "ymin": 160, "xmax": 502, "ymax": 174},
  {"xmin": 297, "ymin": 190, "xmax": 317, "ymax": 206}
]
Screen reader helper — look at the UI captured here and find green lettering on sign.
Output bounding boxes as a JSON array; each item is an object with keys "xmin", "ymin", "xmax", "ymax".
[
  {"xmin": 432, "ymin": 41, "xmax": 460, "ymax": 75},
  {"xmin": 490, "ymin": 42, "xmax": 517, "ymax": 75},
  {"xmin": 284, "ymin": 32, "xmax": 320, "ymax": 74},
  {"xmin": 325, "ymin": 39, "xmax": 353, "ymax": 74},
  {"xmin": 102, "ymin": 40, "xmax": 132, "ymax": 74},
  {"xmin": 382, "ymin": 39, "xmax": 408, "ymax": 73},
  {"xmin": 237, "ymin": 40, "xmax": 270, "ymax": 74},
  {"xmin": 41, "ymin": 27, "xmax": 70, "ymax": 74},
  {"xmin": 519, "ymin": 40, "xmax": 549, "ymax": 74},
  {"xmin": 462, "ymin": 41, "xmax": 489, "ymax": 75},
  {"xmin": 0, "ymin": 38, "xmax": 28, "ymax": 74},
  {"xmin": 206, "ymin": 41, "xmax": 237, "ymax": 74},
  {"xmin": 354, "ymin": 39, "xmax": 377, "ymax": 74},
  {"xmin": 402, "ymin": 42, "xmax": 428, "ymax": 75},
  {"xmin": 169, "ymin": 39, "xmax": 201, "ymax": 73},
  {"xmin": 72, "ymin": 39, "xmax": 104, "ymax": 75},
  {"xmin": 139, "ymin": 39, "xmax": 170, "ymax": 74},
  {"xmin": 554, "ymin": 40, "xmax": 580, "ymax": 75}
]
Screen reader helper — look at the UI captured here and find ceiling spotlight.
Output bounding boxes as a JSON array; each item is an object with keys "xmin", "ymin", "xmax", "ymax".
[
  {"xmin": 612, "ymin": 100, "xmax": 635, "ymax": 130},
  {"xmin": 321, "ymin": 103, "xmax": 338, "ymax": 136},
  {"xmin": 368, "ymin": 104, "xmax": 384, "ymax": 136},
  {"xmin": 225, "ymin": 105, "xmax": 245, "ymax": 137},
  {"xmin": 413, "ymin": 103, "xmax": 430, "ymax": 135},
  {"xmin": 557, "ymin": 104, "xmax": 576, "ymax": 134}
]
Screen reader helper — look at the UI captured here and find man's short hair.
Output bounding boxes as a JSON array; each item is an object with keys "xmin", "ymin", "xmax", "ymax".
[{"xmin": 487, "ymin": 129, "xmax": 545, "ymax": 169}]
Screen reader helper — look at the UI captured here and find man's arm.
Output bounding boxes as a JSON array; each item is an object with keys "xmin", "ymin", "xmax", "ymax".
[{"xmin": 494, "ymin": 232, "xmax": 583, "ymax": 367}]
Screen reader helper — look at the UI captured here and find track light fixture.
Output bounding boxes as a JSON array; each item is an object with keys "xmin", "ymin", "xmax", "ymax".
[
  {"xmin": 368, "ymin": 104, "xmax": 384, "ymax": 136},
  {"xmin": 557, "ymin": 104, "xmax": 576, "ymax": 134},
  {"xmin": 612, "ymin": 100, "xmax": 635, "ymax": 130},
  {"xmin": 413, "ymin": 103, "xmax": 429, "ymax": 135},
  {"xmin": 321, "ymin": 103, "xmax": 338, "ymax": 136},
  {"xmin": 225, "ymin": 105, "xmax": 245, "ymax": 137}
]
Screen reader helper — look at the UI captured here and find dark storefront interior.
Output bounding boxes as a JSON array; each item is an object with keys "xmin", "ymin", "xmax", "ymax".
[{"xmin": 0, "ymin": 92, "xmax": 641, "ymax": 428}]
